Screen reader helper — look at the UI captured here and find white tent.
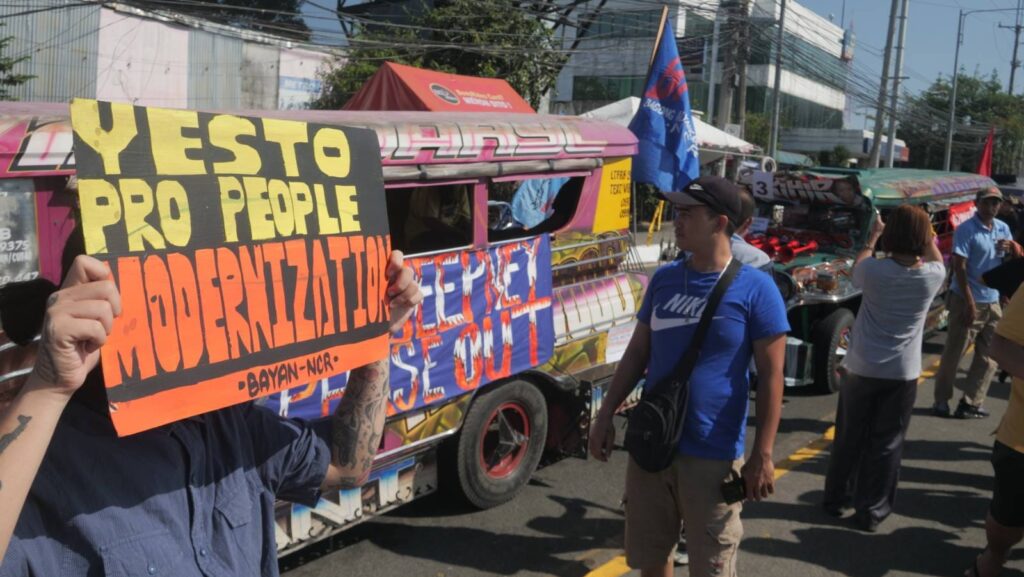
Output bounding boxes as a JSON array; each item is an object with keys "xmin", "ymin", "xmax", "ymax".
[{"xmin": 579, "ymin": 97, "xmax": 762, "ymax": 164}]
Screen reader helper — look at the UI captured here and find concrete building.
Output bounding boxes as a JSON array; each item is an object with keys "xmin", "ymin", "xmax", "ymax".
[
  {"xmin": 780, "ymin": 128, "xmax": 909, "ymax": 165},
  {"xmin": 552, "ymin": 0, "xmax": 852, "ymax": 131},
  {"xmin": 2, "ymin": 1, "xmax": 335, "ymax": 110}
]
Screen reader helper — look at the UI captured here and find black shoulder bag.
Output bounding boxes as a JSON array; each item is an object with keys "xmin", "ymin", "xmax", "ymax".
[{"xmin": 624, "ymin": 259, "xmax": 742, "ymax": 473}]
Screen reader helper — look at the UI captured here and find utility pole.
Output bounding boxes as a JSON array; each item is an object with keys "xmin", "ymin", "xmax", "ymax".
[
  {"xmin": 999, "ymin": 0, "xmax": 1023, "ymax": 94},
  {"xmin": 945, "ymin": 7, "xmax": 1020, "ymax": 170},
  {"xmin": 716, "ymin": 1, "xmax": 740, "ymax": 131},
  {"xmin": 731, "ymin": 0, "xmax": 752, "ymax": 180},
  {"xmin": 945, "ymin": 10, "xmax": 965, "ymax": 171},
  {"xmin": 886, "ymin": 0, "xmax": 910, "ymax": 167},
  {"xmin": 734, "ymin": 0, "xmax": 752, "ymax": 137},
  {"xmin": 868, "ymin": 0, "xmax": 900, "ymax": 168},
  {"xmin": 767, "ymin": 0, "xmax": 788, "ymax": 158},
  {"xmin": 707, "ymin": 11, "xmax": 722, "ymax": 124}
]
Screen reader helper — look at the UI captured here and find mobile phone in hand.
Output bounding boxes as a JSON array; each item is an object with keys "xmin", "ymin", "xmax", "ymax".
[{"xmin": 720, "ymin": 475, "xmax": 746, "ymax": 504}]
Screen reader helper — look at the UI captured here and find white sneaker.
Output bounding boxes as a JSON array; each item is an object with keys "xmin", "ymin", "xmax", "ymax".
[{"xmin": 674, "ymin": 549, "xmax": 689, "ymax": 566}]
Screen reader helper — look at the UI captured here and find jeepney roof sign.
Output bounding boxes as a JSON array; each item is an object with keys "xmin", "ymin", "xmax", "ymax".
[{"xmin": 0, "ymin": 103, "xmax": 637, "ymax": 179}]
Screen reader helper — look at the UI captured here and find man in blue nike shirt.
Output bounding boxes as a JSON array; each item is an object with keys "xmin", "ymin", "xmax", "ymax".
[{"xmin": 590, "ymin": 176, "xmax": 789, "ymax": 577}]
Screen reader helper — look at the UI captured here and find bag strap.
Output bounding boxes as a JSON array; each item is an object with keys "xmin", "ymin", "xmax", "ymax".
[{"xmin": 663, "ymin": 258, "xmax": 743, "ymax": 387}]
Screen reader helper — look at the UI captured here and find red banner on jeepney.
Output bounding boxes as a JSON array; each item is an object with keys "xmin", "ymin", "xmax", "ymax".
[{"xmin": 949, "ymin": 201, "xmax": 977, "ymax": 229}]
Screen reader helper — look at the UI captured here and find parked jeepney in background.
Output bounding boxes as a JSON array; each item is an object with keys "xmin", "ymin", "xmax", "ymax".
[
  {"xmin": 743, "ymin": 168, "xmax": 996, "ymax": 393},
  {"xmin": 0, "ymin": 103, "xmax": 646, "ymax": 556}
]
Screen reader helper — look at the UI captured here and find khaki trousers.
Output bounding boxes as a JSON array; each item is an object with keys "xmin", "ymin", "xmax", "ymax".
[{"xmin": 934, "ymin": 291, "xmax": 1002, "ymax": 407}]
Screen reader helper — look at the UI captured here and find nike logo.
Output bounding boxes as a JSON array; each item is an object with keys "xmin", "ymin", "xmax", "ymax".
[{"xmin": 650, "ymin": 309, "xmax": 726, "ymax": 331}]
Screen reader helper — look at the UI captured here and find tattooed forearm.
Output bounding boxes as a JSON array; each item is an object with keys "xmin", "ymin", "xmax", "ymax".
[
  {"xmin": 32, "ymin": 295, "xmax": 59, "ymax": 384},
  {"xmin": 0, "ymin": 415, "xmax": 31, "ymax": 457},
  {"xmin": 0, "ymin": 415, "xmax": 31, "ymax": 491},
  {"xmin": 330, "ymin": 360, "xmax": 389, "ymax": 489}
]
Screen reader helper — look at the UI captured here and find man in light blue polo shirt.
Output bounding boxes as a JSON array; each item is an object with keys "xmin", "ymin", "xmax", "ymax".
[
  {"xmin": 934, "ymin": 187, "xmax": 1023, "ymax": 418},
  {"xmin": 732, "ymin": 187, "xmax": 774, "ymax": 276}
]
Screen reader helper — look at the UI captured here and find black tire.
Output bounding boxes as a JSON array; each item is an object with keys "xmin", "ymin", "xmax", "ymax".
[
  {"xmin": 453, "ymin": 380, "xmax": 548, "ymax": 509},
  {"xmin": 812, "ymin": 308, "xmax": 855, "ymax": 394}
]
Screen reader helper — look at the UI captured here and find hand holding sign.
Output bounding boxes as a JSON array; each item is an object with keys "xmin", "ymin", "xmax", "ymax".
[
  {"xmin": 29, "ymin": 255, "xmax": 121, "ymax": 398},
  {"xmin": 70, "ymin": 99, "xmax": 393, "ymax": 435},
  {"xmin": 385, "ymin": 251, "xmax": 422, "ymax": 334}
]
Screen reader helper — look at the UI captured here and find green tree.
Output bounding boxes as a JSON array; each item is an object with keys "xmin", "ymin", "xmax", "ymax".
[
  {"xmin": 744, "ymin": 113, "xmax": 770, "ymax": 151},
  {"xmin": 901, "ymin": 71, "xmax": 1024, "ymax": 174},
  {"xmin": 313, "ymin": 0, "xmax": 566, "ymax": 110},
  {"xmin": 0, "ymin": 23, "xmax": 31, "ymax": 99},
  {"xmin": 817, "ymin": 145, "xmax": 852, "ymax": 167}
]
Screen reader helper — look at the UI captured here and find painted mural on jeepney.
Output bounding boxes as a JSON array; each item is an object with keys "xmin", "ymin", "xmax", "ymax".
[
  {"xmin": 264, "ymin": 236, "xmax": 555, "ymax": 422},
  {"xmin": 0, "ymin": 114, "xmax": 75, "ymax": 177},
  {"xmin": 275, "ymin": 453, "xmax": 434, "ymax": 555},
  {"xmin": 0, "ymin": 110, "xmax": 630, "ymax": 176},
  {"xmin": 369, "ymin": 118, "xmax": 608, "ymax": 163},
  {"xmin": 550, "ymin": 231, "xmax": 633, "ymax": 286},
  {"xmin": 866, "ymin": 174, "xmax": 995, "ymax": 202}
]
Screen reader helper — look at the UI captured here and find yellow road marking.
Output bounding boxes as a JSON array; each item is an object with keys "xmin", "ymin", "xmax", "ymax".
[
  {"xmin": 773, "ymin": 426, "xmax": 835, "ymax": 481},
  {"xmin": 584, "ymin": 555, "xmax": 631, "ymax": 577},
  {"xmin": 583, "ymin": 354, "xmax": 946, "ymax": 577}
]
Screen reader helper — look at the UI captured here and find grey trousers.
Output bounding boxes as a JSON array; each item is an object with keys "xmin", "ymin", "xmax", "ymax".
[
  {"xmin": 824, "ymin": 372, "xmax": 917, "ymax": 523},
  {"xmin": 933, "ymin": 290, "xmax": 1002, "ymax": 407}
]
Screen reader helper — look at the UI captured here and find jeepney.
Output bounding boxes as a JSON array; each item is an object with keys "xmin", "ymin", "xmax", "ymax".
[
  {"xmin": 746, "ymin": 168, "xmax": 995, "ymax": 393},
  {"xmin": 0, "ymin": 103, "xmax": 646, "ymax": 556}
]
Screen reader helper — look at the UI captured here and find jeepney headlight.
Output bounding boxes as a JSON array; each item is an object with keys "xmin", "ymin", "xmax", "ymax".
[
  {"xmin": 774, "ymin": 271, "xmax": 797, "ymax": 301},
  {"xmin": 790, "ymin": 266, "xmax": 817, "ymax": 293}
]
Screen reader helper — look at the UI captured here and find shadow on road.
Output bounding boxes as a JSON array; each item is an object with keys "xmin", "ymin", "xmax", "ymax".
[
  {"xmin": 735, "ymin": 431, "xmax": 1020, "ymax": 577},
  {"xmin": 744, "ymin": 523, "xmax": 1024, "ymax": 577},
  {"xmin": 351, "ymin": 494, "xmax": 624, "ymax": 575},
  {"xmin": 901, "ymin": 439, "xmax": 993, "ymax": 463},
  {"xmin": 281, "ymin": 493, "xmax": 626, "ymax": 575}
]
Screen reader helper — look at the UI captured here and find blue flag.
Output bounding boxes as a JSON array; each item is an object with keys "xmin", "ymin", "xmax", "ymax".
[{"xmin": 628, "ymin": 19, "xmax": 701, "ymax": 192}]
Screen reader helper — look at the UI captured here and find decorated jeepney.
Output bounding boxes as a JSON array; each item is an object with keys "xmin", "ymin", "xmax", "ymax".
[
  {"xmin": 746, "ymin": 168, "xmax": 995, "ymax": 393},
  {"xmin": 0, "ymin": 103, "xmax": 646, "ymax": 556}
]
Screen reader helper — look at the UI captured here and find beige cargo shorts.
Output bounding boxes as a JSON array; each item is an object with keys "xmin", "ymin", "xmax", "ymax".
[{"xmin": 624, "ymin": 453, "xmax": 744, "ymax": 577}]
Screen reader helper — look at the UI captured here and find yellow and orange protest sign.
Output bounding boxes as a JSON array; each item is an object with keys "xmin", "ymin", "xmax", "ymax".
[{"xmin": 70, "ymin": 99, "xmax": 391, "ymax": 436}]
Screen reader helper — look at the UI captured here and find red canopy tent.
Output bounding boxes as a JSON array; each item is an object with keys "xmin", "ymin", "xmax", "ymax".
[{"xmin": 343, "ymin": 62, "xmax": 535, "ymax": 113}]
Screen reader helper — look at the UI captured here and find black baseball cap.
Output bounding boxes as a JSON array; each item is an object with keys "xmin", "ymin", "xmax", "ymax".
[{"xmin": 660, "ymin": 176, "xmax": 745, "ymax": 228}]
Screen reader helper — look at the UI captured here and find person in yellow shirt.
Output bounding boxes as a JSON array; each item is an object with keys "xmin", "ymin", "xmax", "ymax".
[{"xmin": 971, "ymin": 289, "xmax": 1024, "ymax": 576}]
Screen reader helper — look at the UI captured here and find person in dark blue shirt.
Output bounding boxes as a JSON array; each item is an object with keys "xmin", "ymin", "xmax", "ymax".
[
  {"xmin": 0, "ymin": 228, "xmax": 422, "ymax": 577},
  {"xmin": 589, "ymin": 176, "xmax": 789, "ymax": 577}
]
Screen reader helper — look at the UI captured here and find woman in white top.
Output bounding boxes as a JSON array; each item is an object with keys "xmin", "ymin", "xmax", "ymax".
[{"xmin": 823, "ymin": 204, "xmax": 946, "ymax": 532}]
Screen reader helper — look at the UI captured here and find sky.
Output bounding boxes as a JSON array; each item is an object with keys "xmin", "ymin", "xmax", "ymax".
[
  {"xmin": 803, "ymin": 0, "xmax": 1023, "ymax": 103},
  {"xmin": 300, "ymin": 0, "xmax": 1022, "ymax": 119}
]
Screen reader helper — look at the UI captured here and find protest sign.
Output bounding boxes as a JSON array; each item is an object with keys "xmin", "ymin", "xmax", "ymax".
[{"xmin": 70, "ymin": 99, "xmax": 391, "ymax": 435}]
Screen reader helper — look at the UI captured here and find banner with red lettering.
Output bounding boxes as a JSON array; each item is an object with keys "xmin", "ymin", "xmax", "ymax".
[
  {"xmin": 70, "ymin": 99, "xmax": 391, "ymax": 436},
  {"xmin": 948, "ymin": 200, "xmax": 977, "ymax": 229},
  {"xmin": 265, "ymin": 237, "xmax": 555, "ymax": 421}
]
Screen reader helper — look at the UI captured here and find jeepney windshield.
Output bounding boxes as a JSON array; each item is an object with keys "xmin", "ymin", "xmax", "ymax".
[{"xmin": 0, "ymin": 179, "xmax": 41, "ymax": 288}]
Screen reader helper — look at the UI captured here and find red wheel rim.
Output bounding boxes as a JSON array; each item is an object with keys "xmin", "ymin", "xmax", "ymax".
[{"xmin": 479, "ymin": 401, "xmax": 531, "ymax": 479}]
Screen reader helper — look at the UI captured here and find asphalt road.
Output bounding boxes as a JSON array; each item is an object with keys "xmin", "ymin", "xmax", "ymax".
[{"xmin": 281, "ymin": 333, "xmax": 1024, "ymax": 577}]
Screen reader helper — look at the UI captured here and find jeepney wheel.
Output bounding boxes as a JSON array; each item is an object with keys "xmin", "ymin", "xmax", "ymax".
[
  {"xmin": 454, "ymin": 380, "xmax": 548, "ymax": 509},
  {"xmin": 812, "ymin": 308, "xmax": 855, "ymax": 394}
]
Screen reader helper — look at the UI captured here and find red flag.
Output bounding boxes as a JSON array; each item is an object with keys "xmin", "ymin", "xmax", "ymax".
[{"xmin": 977, "ymin": 127, "xmax": 995, "ymax": 176}]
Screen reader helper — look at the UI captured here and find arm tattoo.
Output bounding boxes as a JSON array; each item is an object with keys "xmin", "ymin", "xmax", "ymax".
[
  {"xmin": 0, "ymin": 415, "xmax": 31, "ymax": 456},
  {"xmin": 331, "ymin": 361, "xmax": 389, "ymax": 487},
  {"xmin": 33, "ymin": 309, "xmax": 58, "ymax": 385},
  {"xmin": 0, "ymin": 415, "xmax": 32, "ymax": 490}
]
